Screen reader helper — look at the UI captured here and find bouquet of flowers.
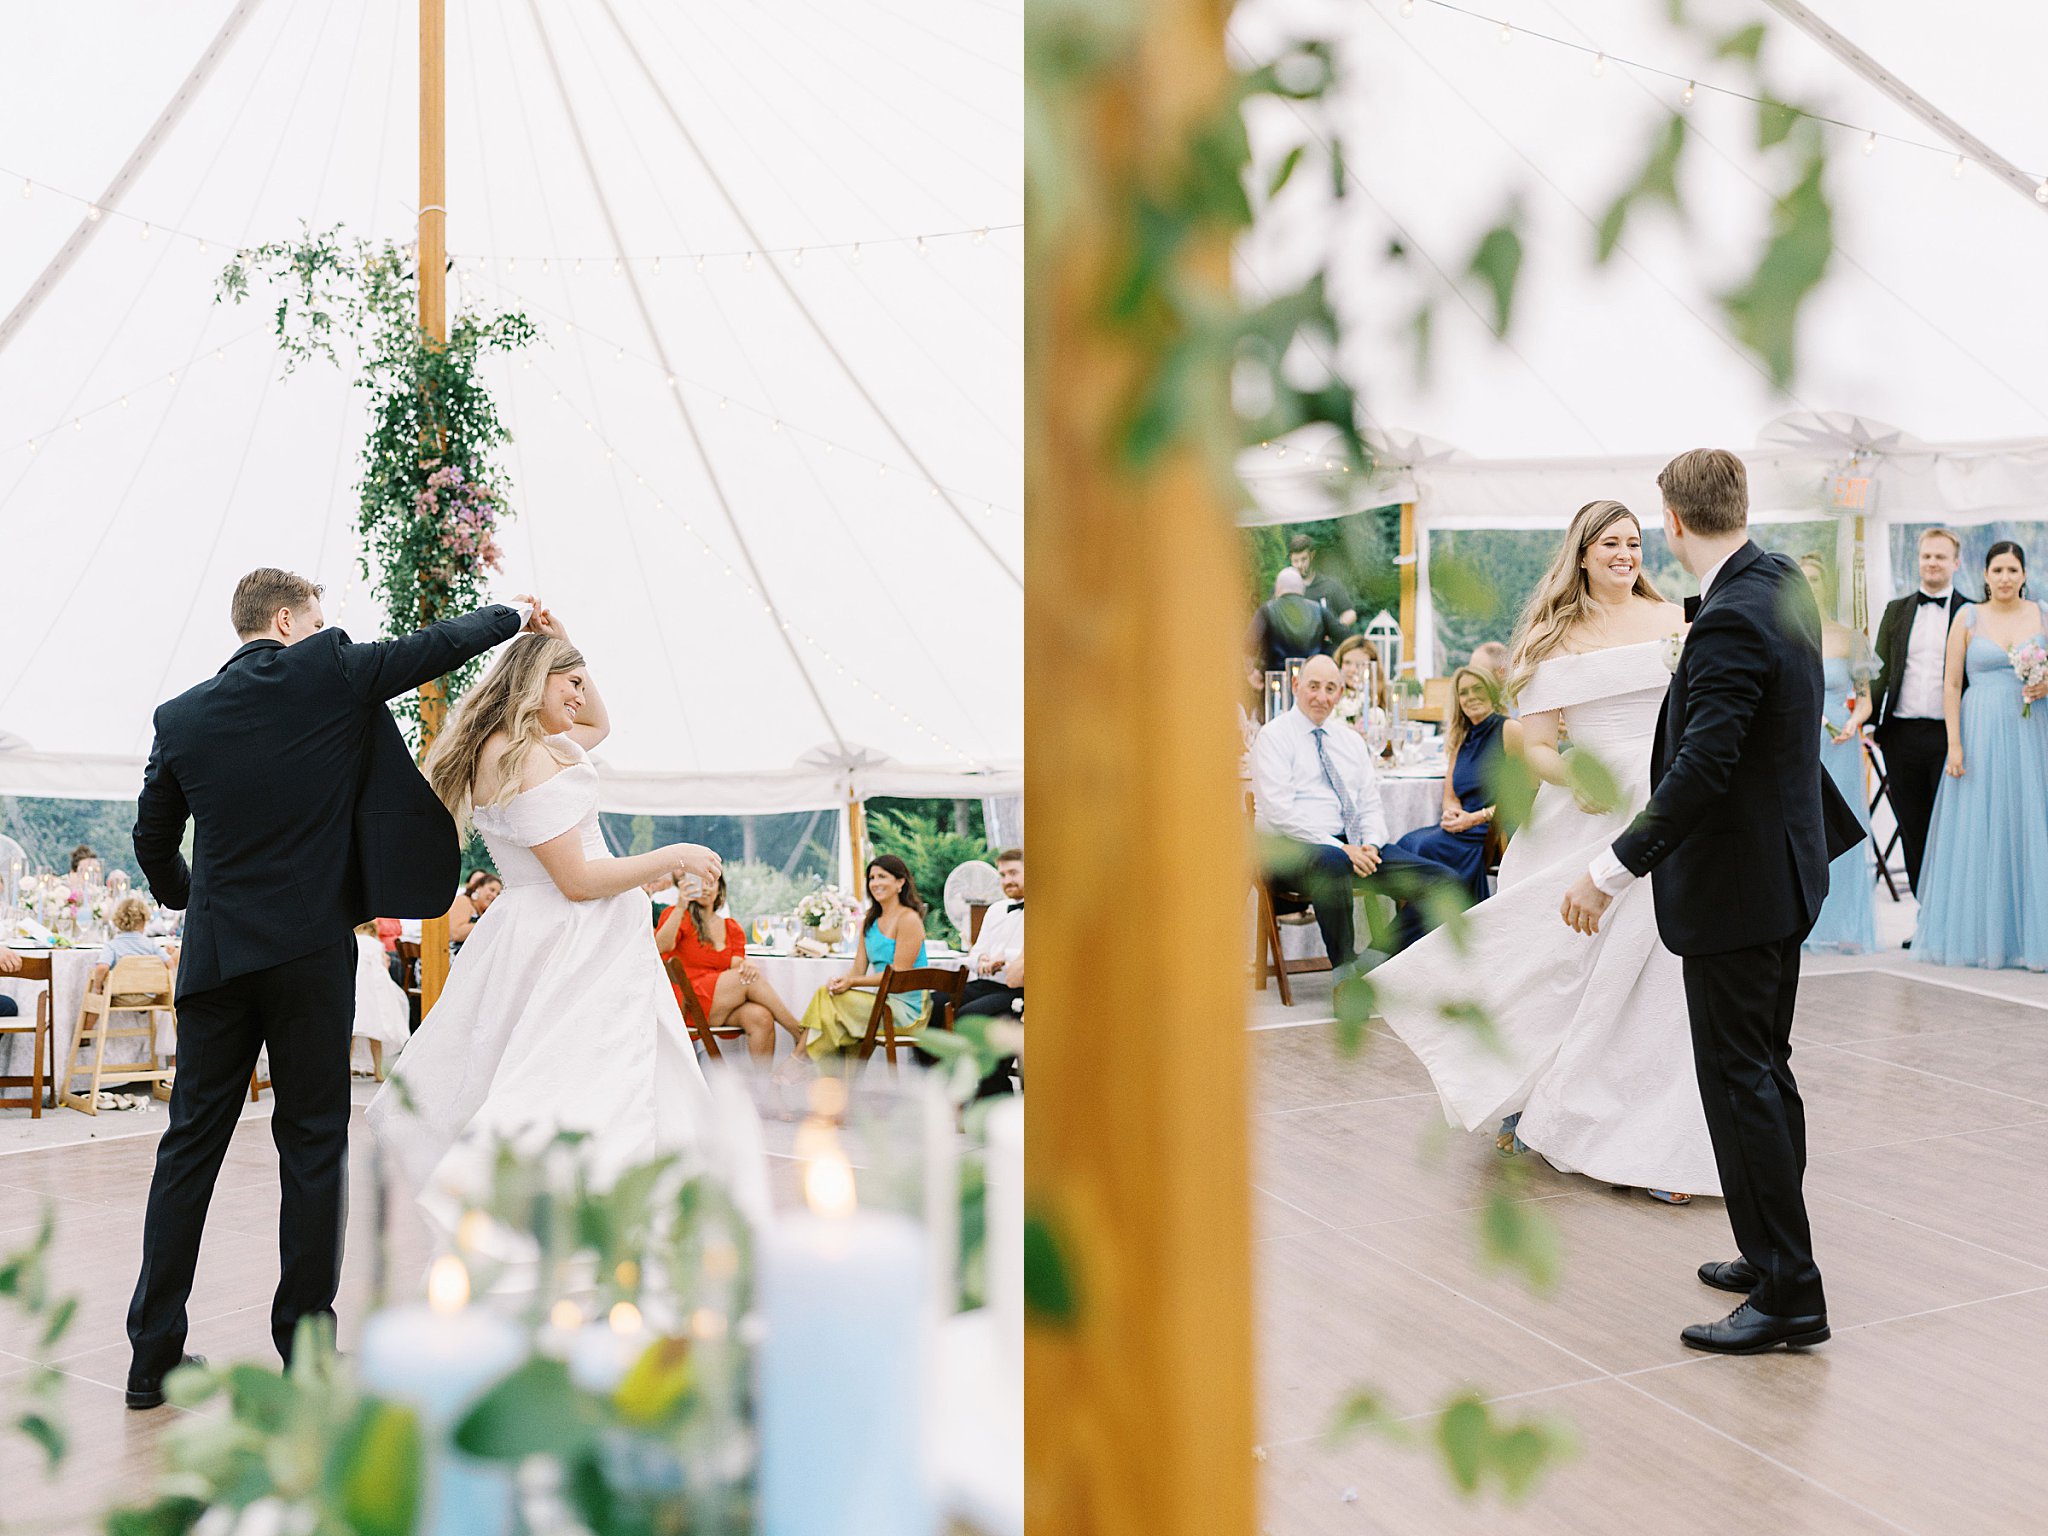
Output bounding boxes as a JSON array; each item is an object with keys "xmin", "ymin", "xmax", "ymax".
[
  {"xmin": 2011, "ymin": 639, "xmax": 2048, "ymax": 718},
  {"xmin": 794, "ymin": 885, "xmax": 860, "ymax": 932}
]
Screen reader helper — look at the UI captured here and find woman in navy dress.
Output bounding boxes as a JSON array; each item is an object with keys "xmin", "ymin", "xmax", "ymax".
[
  {"xmin": 1915, "ymin": 542, "xmax": 2048, "ymax": 969},
  {"xmin": 1391, "ymin": 666, "xmax": 1518, "ymax": 901}
]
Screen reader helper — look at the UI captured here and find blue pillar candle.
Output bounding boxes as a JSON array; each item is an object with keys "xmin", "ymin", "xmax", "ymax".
[
  {"xmin": 756, "ymin": 1149, "xmax": 934, "ymax": 1536},
  {"xmin": 357, "ymin": 1256, "xmax": 527, "ymax": 1536}
]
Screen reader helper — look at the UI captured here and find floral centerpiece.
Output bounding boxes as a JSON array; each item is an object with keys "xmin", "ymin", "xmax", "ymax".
[{"xmin": 794, "ymin": 885, "xmax": 860, "ymax": 946}]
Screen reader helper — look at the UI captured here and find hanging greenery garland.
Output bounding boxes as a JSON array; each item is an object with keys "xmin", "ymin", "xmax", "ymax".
[{"xmin": 220, "ymin": 226, "xmax": 537, "ymax": 732}]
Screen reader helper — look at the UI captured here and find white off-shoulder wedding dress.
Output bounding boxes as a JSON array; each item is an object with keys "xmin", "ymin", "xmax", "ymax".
[
  {"xmin": 1372, "ymin": 640, "xmax": 1720, "ymax": 1196},
  {"xmin": 366, "ymin": 737, "xmax": 714, "ymax": 1205}
]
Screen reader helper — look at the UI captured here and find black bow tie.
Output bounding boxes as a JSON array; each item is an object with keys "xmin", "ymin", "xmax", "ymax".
[
  {"xmin": 1683, "ymin": 595, "xmax": 1701, "ymax": 622},
  {"xmin": 1916, "ymin": 591, "xmax": 1949, "ymax": 607},
  {"xmin": 1007, "ymin": 900, "xmax": 1023, "ymax": 911}
]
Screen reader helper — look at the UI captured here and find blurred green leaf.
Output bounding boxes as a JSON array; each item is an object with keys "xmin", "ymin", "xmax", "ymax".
[
  {"xmin": 105, "ymin": 1497, "xmax": 209, "ymax": 1536},
  {"xmin": 222, "ymin": 1364, "xmax": 294, "ymax": 1428},
  {"xmin": 1438, "ymin": 1395, "xmax": 1489, "ymax": 1492},
  {"xmin": 1756, "ymin": 94, "xmax": 1800, "ymax": 150},
  {"xmin": 1564, "ymin": 748, "xmax": 1624, "ymax": 817},
  {"xmin": 328, "ymin": 1401, "xmax": 423, "ymax": 1536},
  {"xmin": 614, "ymin": 1336, "xmax": 695, "ymax": 1430},
  {"xmin": 1332, "ymin": 964, "xmax": 1377, "ymax": 1056},
  {"xmin": 1327, "ymin": 1389, "xmax": 1410, "ymax": 1446},
  {"xmin": 1427, "ymin": 549, "xmax": 1499, "ymax": 623},
  {"xmin": 1597, "ymin": 115, "xmax": 1687, "ymax": 262},
  {"xmin": 454, "ymin": 1357, "xmax": 602, "ymax": 1462},
  {"xmin": 1267, "ymin": 144, "xmax": 1306, "ymax": 199},
  {"xmin": 1483, "ymin": 752, "xmax": 1539, "ymax": 841},
  {"xmin": 1024, "ymin": 1213, "xmax": 1080, "ymax": 1326},
  {"xmin": 15, "ymin": 1410, "xmax": 64, "ymax": 1469},
  {"xmin": 1437, "ymin": 999, "xmax": 1502, "ymax": 1057},
  {"xmin": 1465, "ymin": 212, "xmax": 1524, "ymax": 337},
  {"xmin": 1478, "ymin": 1186, "xmax": 1562, "ymax": 1294},
  {"xmin": 1410, "ymin": 300, "xmax": 1435, "ymax": 384},
  {"xmin": 38, "ymin": 1295, "xmax": 77, "ymax": 1350},
  {"xmin": 1715, "ymin": 23, "xmax": 1765, "ymax": 62},
  {"xmin": 1330, "ymin": 136, "xmax": 1348, "ymax": 200},
  {"xmin": 1721, "ymin": 154, "xmax": 1832, "ymax": 389},
  {"xmin": 1436, "ymin": 1392, "xmax": 1573, "ymax": 1502}
]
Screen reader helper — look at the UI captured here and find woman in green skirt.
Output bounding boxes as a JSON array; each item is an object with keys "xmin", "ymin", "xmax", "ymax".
[{"xmin": 797, "ymin": 855, "xmax": 930, "ymax": 1060}]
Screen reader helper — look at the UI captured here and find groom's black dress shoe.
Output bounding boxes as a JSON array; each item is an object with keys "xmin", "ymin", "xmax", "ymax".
[
  {"xmin": 126, "ymin": 1354, "xmax": 205, "ymax": 1411},
  {"xmin": 1698, "ymin": 1258, "xmax": 1761, "ymax": 1294},
  {"xmin": 1681, "ymin": 1303, "xmax": 1829, "ymax": 1355}
]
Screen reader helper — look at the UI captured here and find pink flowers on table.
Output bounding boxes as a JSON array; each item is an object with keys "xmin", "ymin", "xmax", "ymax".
[
  {"xmin": 413, "ymin": 460, "xmax": 506, "ymax": 574},
  {"xmin": 2011, "ymin": 639, "xmax": 2048, "ymax": 718}
]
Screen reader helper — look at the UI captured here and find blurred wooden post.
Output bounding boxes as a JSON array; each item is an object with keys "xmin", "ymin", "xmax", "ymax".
[
  {"xmin": 1398, "ymin": 500, "xmax": 1418, "ymax": 676},
  {"xmin": 846, "ymin": 791, "xmax": 868, "ymax": 889},
  {"xmin": 417, "ymin": 0, "xmax": 452, "ymax": 1013},
  {"xmin": 1025, "ymin": 0, "xmax": 1257, "ymax": 1530}
]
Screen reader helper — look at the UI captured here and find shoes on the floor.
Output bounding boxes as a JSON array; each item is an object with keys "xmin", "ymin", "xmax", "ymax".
[
  {"xmin": 1698, "ymin": 1257, "xmax": 1760, "ymax": 1294},
  {"xmin": 126, "ymin": 1353, "xmax": 205, "ymax": 1411},
  {"xmin": 1647, "ymin": 1190, "xmax": 1692, "ymax": 1204},
  {"xmin": 1680, "ymin": 1302, "xmax": 1828, "ymax": 1355}
]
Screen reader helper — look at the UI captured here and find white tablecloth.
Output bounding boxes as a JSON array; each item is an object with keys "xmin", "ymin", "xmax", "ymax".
[
  {"xmin": 0, "ymin": 946, "xmax": 171, "ymax": 1107},
  {"xmin": 1377, "ymin": 761, "xmax": 1450, "ymax": 840},
  {"xmin": 741, "ymin": 950, "xmax": 970, "ymax": 1018}
]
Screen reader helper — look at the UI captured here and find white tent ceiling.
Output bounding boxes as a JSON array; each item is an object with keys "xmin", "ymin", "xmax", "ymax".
[
  {"xmin": 0, "ymin": 0, "xmax": 1021, "ymax": 811},
  {"xmin": 1233, "ymin": 0, "xmax": 2048, "ymax": 558}
]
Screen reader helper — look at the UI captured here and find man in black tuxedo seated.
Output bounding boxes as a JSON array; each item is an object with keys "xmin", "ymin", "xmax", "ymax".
[
  {"xmin": 1870, "ymin": 527, "xmax": 1971, "ymax": 899},
  {"xmin": 125, "ymin": 568, "xmax": 536, "ymax": 1408},
  {"xmin": 1251, "ymin": 656, "xmax": 1457, "ymax": 966},
  {"xmin": 957, "ymin": 849, "xmax": 1025, "ymax": 1099}
]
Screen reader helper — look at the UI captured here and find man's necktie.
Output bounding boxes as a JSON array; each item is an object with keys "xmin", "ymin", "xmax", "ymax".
[{"xmin": 1312, "ymin": 727, "xmax": 1363, "ymax": 844}]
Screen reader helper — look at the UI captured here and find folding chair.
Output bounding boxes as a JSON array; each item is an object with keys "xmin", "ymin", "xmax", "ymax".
[
  {"xmin": 661, "ymin": 955, "xmax": 748, "ymax": 1061},
  {"xmin": 1864, "ymin": 738, "xmax": 1903, "ymax": 902},
  {"xmin": 856, "ymin": 965, "xmax": 968, "ymax": 1076}
]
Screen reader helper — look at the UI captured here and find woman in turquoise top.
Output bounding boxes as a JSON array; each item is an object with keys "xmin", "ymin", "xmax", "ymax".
[
  {"xmin": 1915, "ymin": 542, "xmax": 2048, "ymax": 969},
  {"xmin": 798, "ymin": 855, "xmax": 931, "ymax": 1058},
  {"xmin": 1800, "ymin": 556, "xmax": 1877, "ymax": 954}
]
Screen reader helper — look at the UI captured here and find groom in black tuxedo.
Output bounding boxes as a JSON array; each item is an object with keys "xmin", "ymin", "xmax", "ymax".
[
  {"xmin": 125, "ymin": 568, "xmax": 530, "ymax": 1407},
  {"xmin": 1561, "ymin": 450, "xmax": 1863, "ymax": 1354}
]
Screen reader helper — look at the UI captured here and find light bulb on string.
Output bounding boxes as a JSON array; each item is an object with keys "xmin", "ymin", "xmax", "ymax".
[
  {"xmin": 574, "ymin": 258, "xmax": 583, "ymax": 272},
  {"xmin": 87, "ymin": 204, "xmax": 101, "ymax": 222},
  {"xmin": 542, "ymin": 257, "xmax": 551, "ymax": 272},
  {"xmin": 851, "ymin": 243, "xmax": 862, "ymax": 264},
  {"xmin": 1680, "ymin": 81, "xmax": 1696, "ymax": 106},
  {"xmin": 793, "ymin": 248, "xmax": 804, "ymax": 267},
  {"xmin": 744, "ymin": 251, "xmax": 754, "ymax": 270},
  {"xmin": 2036, "ymin": 180, "xmax": 2048, "ymax": 204},
  {"xmin": 1399, "ymin": 0, "xmax": 1413, "ymax": 13},
  {"xmin": 508, "ymin": 255, "xmax": 518, "ymax": 271},
  {"xmin": 974, "ymin": 226, "xmax": 988, "ymax": 244},
  {"xmin": 18, "ymin": 178, "xmax": 30, "ymax": 199},
  {"xmin": 198, "ymin": 240, "xmax": 208, "ymax": 254},
  {"xmin": 652, "ymin": 256, "xmax": 662, "ymax": 274},
  {"xmin": 915, "ymin": 235, "xmax": 928, "ymax": 255},
  {"xmin": 1498, "ymin": 23, "xmax": 1512, "ymax": 43},
  {"xmin": 695, "ymin": 255, "xmax": 705, "ymax": 272},
  {"xmin": 612, "ymin": 258, "xmax": 622, "ymax": 274},
  {"xmin": 1952, "ymin": 155, "xmax": 1966, "ymax": 179},
  {"xmin": 140, "ymin": 223, "xmax": 151, "ymax": 242},
  {"xmin": 1862, "ymin": 132, "xmax": 1877, "ymax": 157},
  {"xmin": 1591, "ymin": 53, "xmax": 1606, "ymax": 77}
]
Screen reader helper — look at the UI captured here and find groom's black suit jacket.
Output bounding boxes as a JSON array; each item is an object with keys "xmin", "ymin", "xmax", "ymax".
[
  {"xmin": 132, "ymin": 606, "xmax": 522, "ymax": 998},
  {"xmin": 1611, "ymin": 542, "xmax": 1864, "ymax": 956}
]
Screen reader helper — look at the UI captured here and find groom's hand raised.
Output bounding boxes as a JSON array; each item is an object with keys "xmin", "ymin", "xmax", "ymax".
[{"xmin": 1559, "ymin": 872, "xmax": 1612, "ymax": 936}]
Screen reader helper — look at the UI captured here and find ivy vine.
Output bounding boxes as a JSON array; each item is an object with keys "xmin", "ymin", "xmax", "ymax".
[{"xmin": 220, "ymin": 227, "xmax": 537, "ymax": 731}]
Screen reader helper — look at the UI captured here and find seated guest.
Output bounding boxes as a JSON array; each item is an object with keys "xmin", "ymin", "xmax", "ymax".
[
  {"xmin": 797, "ymin": 856, "xmax": 930, "ymax": 1062},
  {"xmin": 961, "ymin": 848, "xmax": 1025, "ymax": 1018},
  {"xmin": 1470, "ymin": 641, "xmax": 1509, "ymax": 685},
  {"xmin": 70, "ymin": 843, "xmax": 101, "ymax": 875},
  {"xmin": 1390, "ymin": 667, "xmax": 1518, "ymax": 902},
  {"xmin": 104, "ymin": 894, "xmax": 177, "ymax": 977},
  {"xmin": 959, "ymin": 848, "xmax": 1025, "ymax": 1098},
  {"xmin": 1252, "ymin": 655, "xmax": 1459, "ymax": 963},
  {"xmin": 1332, "ymin": 636, "xmax": 1378, "ymax": 736},
  {"xmin": 1247, "ymin": 567, "xmax": 1342, "ymax": 678},
  {"xmin": 447, "ymin": 874, "xmax": 501, "ymax": 950},
  {"xmin": 657, "ymin": 873, "xmax": 805, "ymax": 1067},
  {"xmin": 351, "ymin": 921, "xmax": 409, "ymax": 1077}
]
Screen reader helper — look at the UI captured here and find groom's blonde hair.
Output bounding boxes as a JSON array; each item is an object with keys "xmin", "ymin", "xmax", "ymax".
[
  {"xmin": 1658, "ymin": 449, "xmax": 1748, "ymax": 537},
  {"xmin": 424, "ymin": 634, "xmax": 585, "ymax": 831}
]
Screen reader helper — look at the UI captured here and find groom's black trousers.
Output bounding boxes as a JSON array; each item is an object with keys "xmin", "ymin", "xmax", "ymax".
[
  {"xmin": 1683, "ymin": 931, "xmax": 1826, "ymax": 1318},
  {"xmin": 128, "ymin": 938, "xmax": 355, "ymax": 1380}
]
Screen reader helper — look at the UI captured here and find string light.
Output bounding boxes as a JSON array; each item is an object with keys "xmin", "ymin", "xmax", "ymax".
[
  {"xmin": 1497, "ymin": 23, "xmax": 1512, "ymax": 43},
  {"xmin": 140, "ymin": 223, "xmax": 151, "ymax": 242},
  {"xmin": 695, "ymin": 256, "xmax": 705, "ymax": 272},
  {"xmin": 1591, "ymin": 52, "xmax": 1606, "ymax": 77},
  {"xmin": 2036, "ymin": 181, "xmax": 2048, "ymax": 204},
  {"xmin": 852, "ymin": 243, "xmax": 862, "ymax": 264},
  {"xmin": 1863, "ymin": 132, "xmax": 1877, "ymax": 157},
  {"xmin": 915, "ymin": 235, "xmax": 928, "ymax": 255},
  {"xmin": 744, "ymin": 251, "xmax": 754, "ymax": 270},
  {"xmin": 1680, "ymin": 80, "xmax": 1695, "ymax": 106},
  {"xmin": 18, "ymin": 178, "xmax": 30, "ymax": 199},
  {"xmin": 1953, "ymin": 155, "xmax": 1966, "ymax": 179},
  {"xmin": 86, "ymin": 203, "xmax": 101, "ymax": 222},
  {"xmin": 793, "ymin": 248, "xmax": 804, "ymax": 267},
  {"xmin": 1399, "ymin": 0, "xmax": 1414, "ymax": 13},
  {"xmin": 651, "ymin": 256, "xmax": 662, "ymax": 274}
]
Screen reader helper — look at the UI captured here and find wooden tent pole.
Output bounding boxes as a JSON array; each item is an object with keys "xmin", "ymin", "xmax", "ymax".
[
  {"xmin": 417, "ymin": 0, "xmax": 453, "ymax": 1014},
  {"xmin": 1398, "ymin": 500, "xmax": 1418, "ymax": 678},
  {"xmin": 1025, "ymin": 1, "xmax": 1257, "ymax": 1529}
]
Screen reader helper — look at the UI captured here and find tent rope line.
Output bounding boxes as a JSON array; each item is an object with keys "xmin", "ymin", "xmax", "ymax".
[
  {"xmin": 8, "ymin": 327, "xmax": 270, "ymax": 462},
  {"xmin": 449, "ymin": 223, "xmax": 1019, "ymax": 266},
  {"xmin": 1527, "ymin": 0, "xmax": 2048, "ymax": 432},
  {"xmin": 522, "ymin": 0, "xmax": 851, "ymax": 755},
  {"xmin": 461, "ymin": 268, "xmax": 1022, "ymax": 519},
  {"xmin": 543, "ymin": 23, "xmax": 998, "ymax": 749},
  {"xmin": 523, "ymin": 354, "xmax": 986, "ymax": 764},
  {"xmin": 1402, "ymin": 0, "xmax": 2048, "ymax": 185},
  {"xmin": 1349, "ymin": 4, "xmax": 1828, "ymax": 419},
  {"xmin": 595, "ymin": 0, "xmax": 1023, "ymax": 587}
]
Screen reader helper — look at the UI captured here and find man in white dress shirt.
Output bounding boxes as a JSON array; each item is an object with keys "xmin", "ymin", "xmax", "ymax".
[
  {"xmin": 1252, "ymin": 656, "xmax": 1455, "ymax": 965},
  {"xmin": 1870, "ymin": 527, "xmax": 1970, "ymax": 898},
  {"xmin": 961, "ymin": 848, "xmax": 1025, "ymax": 1018}
]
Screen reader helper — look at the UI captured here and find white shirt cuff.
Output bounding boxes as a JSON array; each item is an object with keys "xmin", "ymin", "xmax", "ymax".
[
  {"xmin": 1588, "ymin": 848, "xmax": 1636, "ymax": 896},
  {"xmin": 508, "ymin": 599, "xmax": 535, "ymax": 626}
]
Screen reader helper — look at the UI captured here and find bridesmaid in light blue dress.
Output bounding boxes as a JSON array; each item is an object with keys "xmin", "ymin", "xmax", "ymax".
[
  {"xmin": 1799, "ymin": 557, "xmax": 1876, "ymax": 954},
  {"xmin": 1914, "ymin": 542, "xmax": 2048, "ymax": 970}
]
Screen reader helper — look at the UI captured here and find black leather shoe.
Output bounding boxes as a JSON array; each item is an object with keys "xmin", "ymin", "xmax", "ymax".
[
  {"xmin": 126, "ymin": 1353, "xmax": 205, "ymax": 1411},
  {"xmin": 1681, "ymin": 1302, "xmax": 1828, "ymax": 1355},
  {"xmin": 1698, "ymin": 1258, "xmax": 1761, "ymax": 1294}
]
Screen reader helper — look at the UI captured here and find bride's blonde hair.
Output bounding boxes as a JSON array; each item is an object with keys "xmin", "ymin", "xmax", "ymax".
[
  {"xmin": 424, "ymin": 634, "xmax": 585, "ymax": 829},
  {"xmin": 1506, "ymin": 500, "xmax": 1666, "ymax": 699}
]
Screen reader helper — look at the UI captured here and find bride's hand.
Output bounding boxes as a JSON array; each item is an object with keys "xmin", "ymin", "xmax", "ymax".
[
  {"xmin": 671, "ymin": 843, "xmax": 723, "ymax": 892},
  {"xmin": 532, "ymin": 606, "xmax": 569, "ymax": 641}
]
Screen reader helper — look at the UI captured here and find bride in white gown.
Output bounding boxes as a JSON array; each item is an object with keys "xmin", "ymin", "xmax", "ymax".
[
  {"xmin": 1373, "ymin": 500, "xmax": 1721, "ymax": 1200},
  {"xmin": 366, "ymin": 610, "xmax": 726, "ymax": 1206}
]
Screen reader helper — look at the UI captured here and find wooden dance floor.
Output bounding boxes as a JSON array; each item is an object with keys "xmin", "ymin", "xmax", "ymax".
[{"xmin": 1252, "ymin": 953, "xmax": 2048, "ymax": 1535}]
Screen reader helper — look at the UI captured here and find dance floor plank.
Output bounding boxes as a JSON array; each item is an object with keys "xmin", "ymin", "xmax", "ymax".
[{"xmin": 1254, "ymin": 959, "xmax": 2048, "ymax": 1534}]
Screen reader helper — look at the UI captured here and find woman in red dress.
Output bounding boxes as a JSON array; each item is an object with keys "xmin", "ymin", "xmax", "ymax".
[{"xmin": 655, "ymin": 873, "xmax": 805, "ymax": 1066}]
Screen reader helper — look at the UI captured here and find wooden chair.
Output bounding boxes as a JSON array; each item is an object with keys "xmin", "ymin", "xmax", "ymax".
[
  {"xmin": 1253, "ymin": 878, "xmax": 1331, "ymax": 1007},
  {"xmin": 0, "ymin": 953, "xmax": 56, "ymax": 1118},
  {"xmin": 661, "ymin": 955, "xmax": 748, "ymax": 1061},
  {"xmin": 856, "ymin": 965, "xmax": 968, "ymax": 1075},
  {"xmin": 967, "ymin": 903, "xmax": 991, "ymax": 946},
  {"xmin": 59, "ymin": 957, "xmax": 177, "ymax": 1115},
  {"xmin": 1411, "ymin": 675, "xmax": 1451, "ymax": 724},
  {"xmin": 395, "ymin": 940, "xmax": 424, "ymax": 1018}
]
